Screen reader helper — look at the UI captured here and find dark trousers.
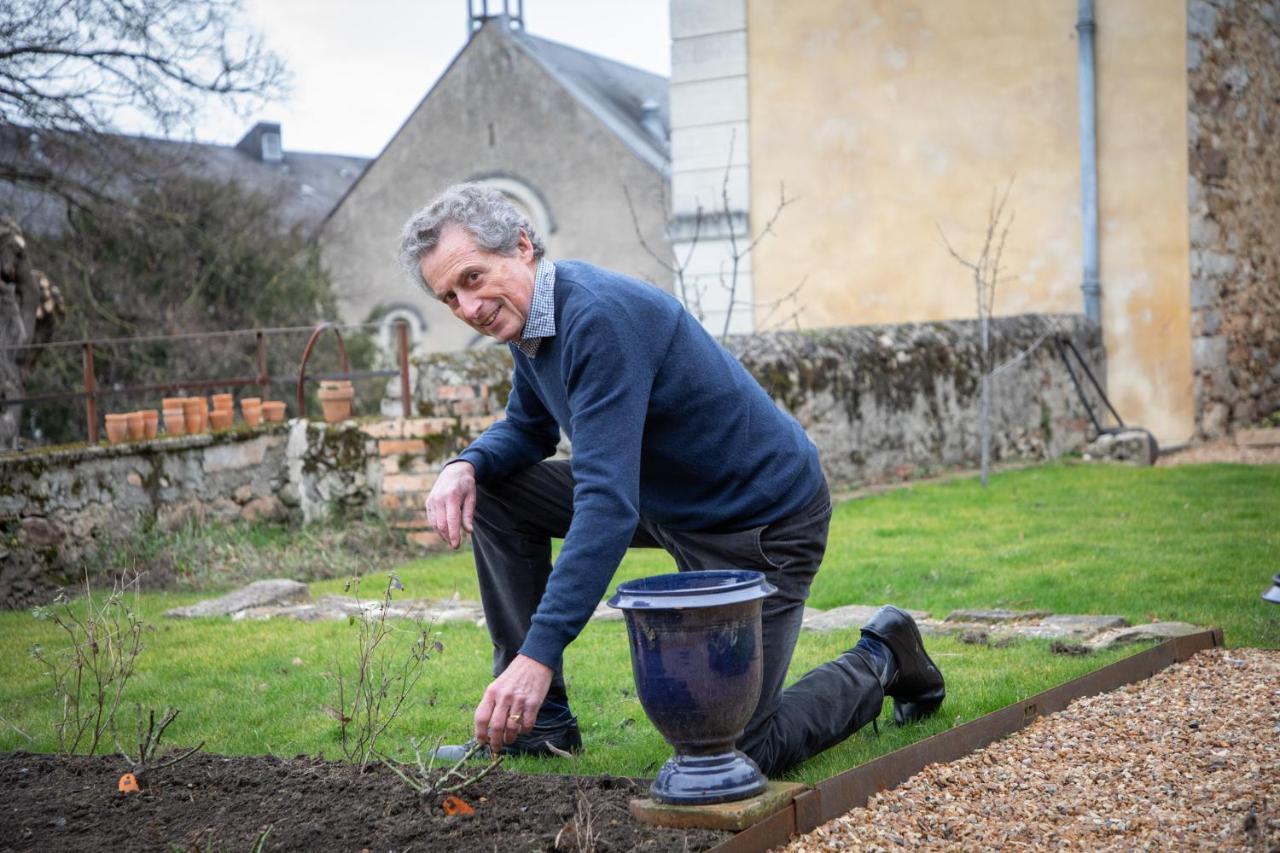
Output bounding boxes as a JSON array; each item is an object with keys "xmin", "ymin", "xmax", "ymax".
[{"xmin": 471, "ymin": 460, "xmax": 885, "ymax": 775}]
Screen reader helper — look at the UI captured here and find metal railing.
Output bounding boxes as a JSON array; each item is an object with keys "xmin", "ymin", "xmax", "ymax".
[{"xmin": 1, "ymin": 320, "xmax": 413, "ymax": 444}]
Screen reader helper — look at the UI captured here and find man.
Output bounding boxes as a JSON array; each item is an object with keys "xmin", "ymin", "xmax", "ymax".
[{"xmin": 399, "ymin": 184, "xmax": 944, "ymax": 774}]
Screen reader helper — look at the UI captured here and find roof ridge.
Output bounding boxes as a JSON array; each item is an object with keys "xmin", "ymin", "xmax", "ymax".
[
  {"xmin": 515, "ymin": 29, "xmax": 669, "ymax": 85},
  {"xmin": 505, "ymin": 26, "xmax": 669, "ymax": 176}
]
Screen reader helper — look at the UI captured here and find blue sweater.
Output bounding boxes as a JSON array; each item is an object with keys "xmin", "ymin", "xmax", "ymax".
[{"xmin": 458, "ymin": 261, "xmax": 823, "ymax": 669}]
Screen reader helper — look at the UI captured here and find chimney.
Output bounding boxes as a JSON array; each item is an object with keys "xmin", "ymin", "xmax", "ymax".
[
  {"xmin": 640, "ymin": 100, "xmax": 667, "ymax": 145},
  {"xmin": 235, "ymin": 121, "xmax": 284, "ymax": 163}
]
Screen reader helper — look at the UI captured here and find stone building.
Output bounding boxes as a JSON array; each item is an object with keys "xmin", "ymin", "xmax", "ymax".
[
  {"xmin": 318, "ymin": 9, "xmax": 672, "ymax": 354},
  {"xmin": 668, "ymin": 0, "xmax": 1278, "ymax": 445}
]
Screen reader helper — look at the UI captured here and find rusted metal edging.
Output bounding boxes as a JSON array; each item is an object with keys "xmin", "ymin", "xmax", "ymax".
[{"xmin": 711, "ymin": 628, "xmax": 1224, "ymax": 853}]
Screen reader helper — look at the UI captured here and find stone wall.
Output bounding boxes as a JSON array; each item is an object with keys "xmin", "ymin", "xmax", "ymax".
[
  {"xmin": 1, "ymin": 427, "xmax": 293, "ymax": 606},
  {"xmin": 1187, "ymin": 0, "xmax": 1280, "ymax": 436},
  {"xmin": 402, "ymin": 313, "xmax": 1104, "ymax": 488},
  {"xmin": 729, "ymin": 315, "xmax": 1102, "ymax": 485},
  {"xmin": 0, "ymin": 413, "xmax": 501, "ymax": 606}
]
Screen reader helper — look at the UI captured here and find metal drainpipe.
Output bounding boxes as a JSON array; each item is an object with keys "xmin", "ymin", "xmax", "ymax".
[{"xmin": 1077, "ymin": 0, "xmax": 1102, "ymax": 323}]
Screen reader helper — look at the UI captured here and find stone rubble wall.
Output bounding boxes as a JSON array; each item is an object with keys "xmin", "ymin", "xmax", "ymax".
[
  {"xmin": 1187, "ymin": 0, "xmax": 1280, "ymax": 436},
  {"xmin": 403, "ymin": 313, "xmax": 1104, "ymax": 488},
  {"xmin": 727, "ymin": 315, "xmax": 1102, "ymax": 485},
  {"xmin": 0, "ymin": 412, "xmax": 500, "ymax": 606},
  {"xmin": 1, "ymin": 428, "xmax": 293, "ymax": 606}
]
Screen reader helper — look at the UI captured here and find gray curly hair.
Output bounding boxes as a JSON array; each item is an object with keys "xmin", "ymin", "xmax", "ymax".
[{"xmin": 398, "ymin": 183, "xmax": 546, "ymax": 292}]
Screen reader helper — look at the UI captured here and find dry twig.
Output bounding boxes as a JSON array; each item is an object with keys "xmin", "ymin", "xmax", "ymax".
[
  {"xmin": 380, "ymin": 736, "xmax": 503, "ymax": 799},
  {"xmin": 113, "ymin": 705, "xmax": 203, "ymax": 786}
]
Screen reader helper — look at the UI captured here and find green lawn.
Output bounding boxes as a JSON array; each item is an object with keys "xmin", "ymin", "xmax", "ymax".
[{"xmin": 0, "ymin": 461, "xmax": 1275, "ymax": 785}]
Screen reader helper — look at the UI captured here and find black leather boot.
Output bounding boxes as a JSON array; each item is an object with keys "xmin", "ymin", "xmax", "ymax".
[{"xmin": 859, "ymin": 606, "xmax": 945, "ymax": 724}]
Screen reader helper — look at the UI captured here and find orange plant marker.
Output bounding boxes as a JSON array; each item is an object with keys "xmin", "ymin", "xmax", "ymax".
[
  {"xmin": 441, "ymin": 795, "xmax": 474, "ymax": 816},
  {"xmin": 117, "ymin": 773, "xmax": 141, "ymax": 793}
]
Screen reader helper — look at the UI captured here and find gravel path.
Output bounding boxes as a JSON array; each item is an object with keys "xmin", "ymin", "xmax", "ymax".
[{"xmin": 784, "ymin": 648, "xmax": 1279, "ymax": 851}]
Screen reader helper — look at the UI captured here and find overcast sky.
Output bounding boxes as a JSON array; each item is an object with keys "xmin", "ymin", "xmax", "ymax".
[{"xmin": 199, "ymin": 0, "xmax": 671, "ymax": 158}]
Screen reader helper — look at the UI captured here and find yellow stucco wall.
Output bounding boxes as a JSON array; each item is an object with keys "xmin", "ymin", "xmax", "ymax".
[{"xmin": 747, "ymin": 0, "xmax": 1193, "ymax": 443}]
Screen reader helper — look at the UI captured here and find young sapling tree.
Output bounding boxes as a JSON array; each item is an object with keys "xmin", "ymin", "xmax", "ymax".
[
  {"xmin": 113, "ymin": 705, "xmax": 203, "ymax": 789},
  {"xmin": 30, "ymin": 571, "xmax": 147, "ymax": 755},
  {"xmin": 328, "ymin": 572, "xmax": 442, "ymax": 771}
]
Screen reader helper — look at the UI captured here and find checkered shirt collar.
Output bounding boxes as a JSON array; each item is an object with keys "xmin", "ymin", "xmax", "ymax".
[{"xmin": 515, "ymin": 258, "xmax": 556, "ymax": 357}]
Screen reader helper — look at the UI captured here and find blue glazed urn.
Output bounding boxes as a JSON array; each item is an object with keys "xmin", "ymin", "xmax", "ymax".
[{"xmin": 608, "ymin": 570, "xmax": 776, "ymax": 805}]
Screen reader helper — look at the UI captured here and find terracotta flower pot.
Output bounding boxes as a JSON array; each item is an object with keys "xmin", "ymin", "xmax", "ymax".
[
  {"xmin": 241, "ymin": 400, "xmax": 262, "ymax": 427},
  {"xmin": 163, "ymin": 408, "xmax": 186, "ymax": 436},
  {"xmin": 261, "ymin": 401, "xmax": 287, "ymax": 423},
  {"xmin": 126, "ymin": 411, "xmax": 145, "ymax": 440},
  {"xmin": 162, "ymin": 396, "xmax": 186, "ymax": 410},
  {"xmin": 209, "ymin": 408, "xmax": 233, "ymax": 430},
  {"xmin": 317, "ymin": 381, "xmax": 354, "ymax": 423},
  {"xmin": 211, "ymin": 393, "xmax": 234, "ymax": 412},
  {"xmin": 142, "ymin": 410, "xmax": 159, "ymax": 439},
  {"xmin": 181, "ymin": 399, "xmax": 205, "ymax": 433},
  {"xmin": 104, "ymin": 414, "xmax": 129, "ymax": 444}
]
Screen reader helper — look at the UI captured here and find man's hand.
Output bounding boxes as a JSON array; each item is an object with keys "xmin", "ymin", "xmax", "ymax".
[
  {"xmin": 474, "ymin": 654, "xmax": 553, "ymax": 752},
  {"xmin": 424, "ymin": 461, "xmax": 476, "ymax": 549}
]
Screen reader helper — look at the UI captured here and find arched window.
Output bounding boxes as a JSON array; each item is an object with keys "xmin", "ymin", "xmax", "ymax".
[
  {"xmin": 467, "ymin": 173, "xmax": 556, "ymax": 243},
  {"xmin": 376, "ymin": 303, "xmax": 427, "ymax": 359}
]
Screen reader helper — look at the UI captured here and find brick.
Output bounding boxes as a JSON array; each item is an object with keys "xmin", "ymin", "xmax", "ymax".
[
  {"xmin": 379, "ymin": 494, "xmax": 402, "ymax": 511},
  {"xmin": 359, "ymin": 418, "xmax": 407, "ymax": 439},
  {"xmin": 380, "ymin": 455, "xmax": 401, "ymax": 475},
  {"xmin": 436, "ymin": 383, "xmax": 486, "ymax": 401},
  {"xmin": 461, "ymin": 415, "xmax": 501, "ymax": 432},
  {"xmin": 448, "ymin": 398, "xmax": 488, "ymax": 416},
  {"xmin": 401, "ymin": 417, "xmax": 456, "ymax": 437},
  {"xmin": 382, "ymin": 473, "xmax": 436, "ymax": 494},
  {"xmin": 378, "ymin": 439, "xmax": 427, "ymax": 456},
  {"xmin": 391, "ymin": 516, "xmax": 430, "ymax": 530}
]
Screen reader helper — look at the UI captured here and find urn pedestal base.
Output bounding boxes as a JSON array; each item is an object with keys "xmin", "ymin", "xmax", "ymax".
[{"xmin": 651, "ymin": 750, "xmax": 767, "ymax": 805}]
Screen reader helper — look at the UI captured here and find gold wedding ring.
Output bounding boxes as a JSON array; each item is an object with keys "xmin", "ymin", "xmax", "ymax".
[{"xmin": 508, "ymin": 713, "xmax": 523, "ymax": 723}]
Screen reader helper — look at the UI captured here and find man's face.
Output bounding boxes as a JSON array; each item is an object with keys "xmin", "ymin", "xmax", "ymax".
[{"xmin": 420, "ymin": 224, "xmax": 537, "ymax": 343}]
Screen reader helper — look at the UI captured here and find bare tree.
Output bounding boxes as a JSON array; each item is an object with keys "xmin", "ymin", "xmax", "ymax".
[
  {"xmin": 938, "ymin": 179, "xmax": 1014, "ymax": 488},
  {"xmin": 0, "ymin": 0, "xmax": 287, "ymax": 447},
  {"xmin": 0, "ymin": 0, "xmax": 288, "ymax": 204},
  {"xmin": 625, "ymin": 132, "xmax": 803, "ymax": 347}
]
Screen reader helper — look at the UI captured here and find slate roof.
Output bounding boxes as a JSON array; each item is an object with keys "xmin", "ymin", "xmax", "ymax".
[
  {"xmin": 510, "ymin": 29, "xmax": 670, "ymax": 174},
  {"xmin": 0, "ymin": 123, "xmax": 370, "ymax": 238}
]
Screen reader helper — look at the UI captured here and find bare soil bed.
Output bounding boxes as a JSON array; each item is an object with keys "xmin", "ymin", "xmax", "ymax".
[
  {"xmin": 0, "ymin": 752, "xmax": 728, "ymax": 851},
  {"xmin": 786, "ymin": 647, "xmax": 1279, "ymax": 851}
]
